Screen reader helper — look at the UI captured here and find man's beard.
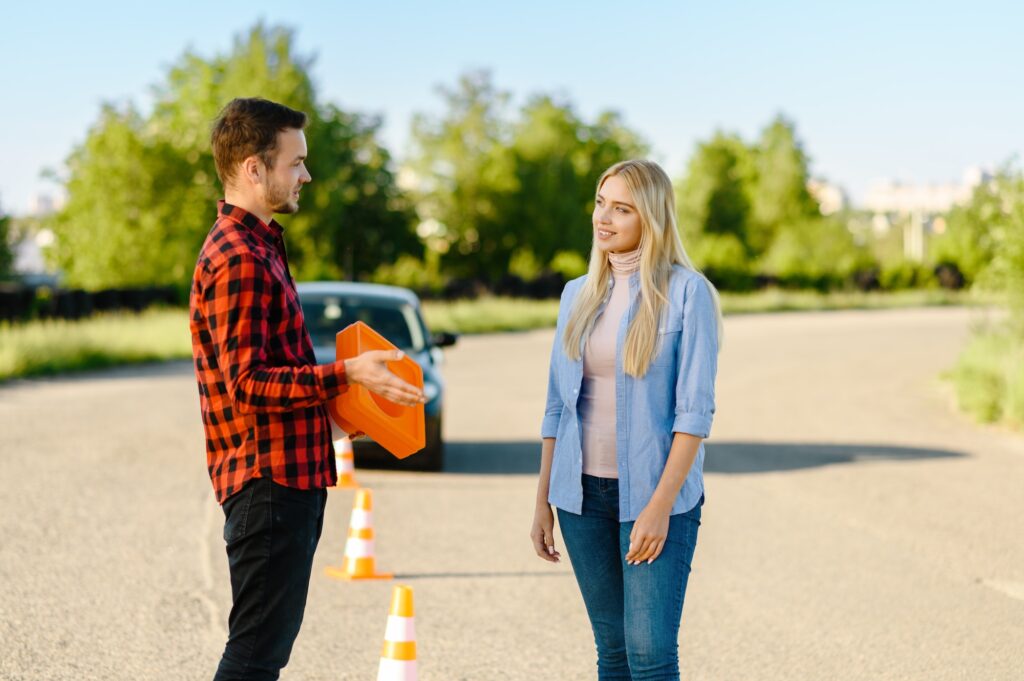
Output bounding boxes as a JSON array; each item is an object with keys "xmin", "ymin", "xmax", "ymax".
[{"xmin": 264, "ymin": 177, "xmax": 299, "ymax": 214}]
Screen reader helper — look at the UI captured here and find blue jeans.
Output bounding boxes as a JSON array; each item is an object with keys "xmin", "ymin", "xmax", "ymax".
[{"xmin": 557, "ymin": 475, "xmax": 702, "ymax": 681}]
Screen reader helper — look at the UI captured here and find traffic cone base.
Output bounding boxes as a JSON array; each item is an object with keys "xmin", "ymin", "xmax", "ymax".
[
  {"xmin": 326, "ymin": 560, "xmax": 393, "ymax": 581},
  {"xmin": 377, "ymin": 658, "xmax": 416, "ymax": 681}
]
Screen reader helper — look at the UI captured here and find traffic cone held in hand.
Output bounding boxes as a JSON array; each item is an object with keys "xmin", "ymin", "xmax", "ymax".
[
  {"xmin": 326, "ymin": 488, "xmax": 392, "ymax": 580},
  {"xmin": 327, "ymin": 322, "xmax": 426, "ymax": 458},
  {"xmin": 377, "ymin": 585, "xmax": 417, "ymax": 681}
]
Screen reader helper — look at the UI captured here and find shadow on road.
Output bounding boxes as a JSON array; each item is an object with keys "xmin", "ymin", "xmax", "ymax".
[{"xmin": 441, "ymin": 440, "xmax": 966, "ymax": 475}]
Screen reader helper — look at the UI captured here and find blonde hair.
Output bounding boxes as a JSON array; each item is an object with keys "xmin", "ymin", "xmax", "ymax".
[{"xmin": 563, "ymin": 159, "xmax": 724, "ymax": 376}]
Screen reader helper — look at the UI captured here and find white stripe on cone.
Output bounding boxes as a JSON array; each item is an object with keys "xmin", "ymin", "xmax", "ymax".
[
  {"xmin": 344, "ymin": 538, "xmax": 375, "ymax": 557},
  {"xmin": 384, "ymin": 615, "xmax": 416, "ymax": 641},
  {"xmin": 377, "ymin": 658, "xmax": 416, "ymax": 681},
  {"xmin": 349, "ymin": 509, "xmax": 373, "ymax": 527}
]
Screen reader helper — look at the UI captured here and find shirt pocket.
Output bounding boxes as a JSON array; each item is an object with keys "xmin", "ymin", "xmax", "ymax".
[{"xmin": 652, "ymin": 319, "xmax": 683, "ymax": 367}]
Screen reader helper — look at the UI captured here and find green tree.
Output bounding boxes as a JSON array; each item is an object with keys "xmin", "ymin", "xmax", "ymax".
[
  {"xmin": 0, "ymin": 205, "xmax": 14, "ymax": 280},
  {"xmin": 675, "ymin": 132, "xmax": 755, "ymax": 287},
  {"xmin": 677, "ymin": 132, "xmax": 753, "ymax": 245},
  {"xmin": 759, "ymin": 217, "xmax": 873, "ymax": 289},
  {"xmin": 47, "ymin": 23, "xmax": 414, "ymax": 290},
  {"xmin": 407, "ymin": 70, "xmax": 516, "ymax": 280},
  {"xmin": 407, "ymin": 76, "xmax": 646, "ymax": 282},
  {"xmin": 969, "ymin": 169, "xmax": 1024, "ymax": 325},
  {"xmin": 504, "ymin": 97, "xmax": 646, "ymax": 269},
  {"xmin": 932, "ymin": 170, "xmax": 1015, "ymax": 286},
  {"xmin": 747, "ymin": 115, "xmax": 819, "ymax": 254}
]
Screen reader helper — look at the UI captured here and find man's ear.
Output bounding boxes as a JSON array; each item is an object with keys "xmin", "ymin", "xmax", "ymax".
[{"xmin": 241, "ymin": 155, "xmax": 263, "ymax": 186}]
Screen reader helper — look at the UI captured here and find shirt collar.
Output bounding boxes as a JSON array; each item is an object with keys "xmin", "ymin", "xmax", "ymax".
[{"xmin": 217, "ymin": 200, "xmax": 284, "ymax": 248}]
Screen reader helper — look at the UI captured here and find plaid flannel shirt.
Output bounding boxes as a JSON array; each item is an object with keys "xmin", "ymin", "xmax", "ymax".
[{"xmin": 190, "ymin": 201, "xmax": 345, "ymax": 503}]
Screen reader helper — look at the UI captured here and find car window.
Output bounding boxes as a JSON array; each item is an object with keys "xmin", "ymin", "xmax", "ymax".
[{"xmin": 300, "ymin": 294, "xmax": 425, "ymax": 352}]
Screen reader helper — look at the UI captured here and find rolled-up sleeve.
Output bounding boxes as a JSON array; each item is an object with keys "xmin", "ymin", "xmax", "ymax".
[
  {"xmin": 672, "ymin": 276, "xmax": 719, "ymax": 438},
  {"xmin": 541, "ymin": 283, "xmax": 575, "ymax": 438}
]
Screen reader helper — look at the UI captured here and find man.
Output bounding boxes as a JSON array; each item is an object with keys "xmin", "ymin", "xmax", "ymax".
[{"xmin": 190, "ymin": 97, "xmax": 425, "ymax": 680}]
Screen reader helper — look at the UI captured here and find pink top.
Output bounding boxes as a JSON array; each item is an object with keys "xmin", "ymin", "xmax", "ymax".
[{"xmin": 580, "ymin": 250, "xmax": 640, "ymax": 478}]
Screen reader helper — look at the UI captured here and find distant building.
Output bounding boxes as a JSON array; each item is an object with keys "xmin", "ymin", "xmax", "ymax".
[
  {"xmin": 807, "ymin": 179, "xmax": 848, "ymax": 216},
  {"xmin": 861, "ymin": 166, "xmax": 992, "ymax": 261},
  {"xmin": 12, "ymin": 192, "xmax": 62, "ymax": 285}
]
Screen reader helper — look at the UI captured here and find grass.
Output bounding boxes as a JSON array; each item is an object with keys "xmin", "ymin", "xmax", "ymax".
[
  {"xmin": 422, "ymin": 297, "xmax": 561, "ymax": 334},
  {"xmin": 0, "ymin": 288, "xmax": 1000, "ymax": 382},
  {"xmin": 422, "ymin": 288, "xmax": 988, "ymax": 333},
  {"xmin": 717, "ymin": 287, "xmax": 987, "ymax": 315},
  {"xmin": 946, "ymin": 324, "xmax": 1024, "ymax": 430},
  {"xmin": 0, "ymin": 309, "xmax": 192, "ymax": 382}
]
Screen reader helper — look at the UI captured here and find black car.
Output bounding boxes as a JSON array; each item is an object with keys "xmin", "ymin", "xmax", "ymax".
[{"xmin": 297, "ymin": 281, "xmax": 456, "ymax": 471}]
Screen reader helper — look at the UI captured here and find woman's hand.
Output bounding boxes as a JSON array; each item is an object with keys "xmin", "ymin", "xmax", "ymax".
[
  {"xmin": 625, "ymin": 499, "xmax": 671, "ymax": 565},
  {"xmin": 530, "ymin": 502, "xmax": 561, "ymax": 563}
]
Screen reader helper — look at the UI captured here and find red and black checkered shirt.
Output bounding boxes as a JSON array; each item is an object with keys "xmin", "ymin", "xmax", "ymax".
[{"xmin": 190, "ymin": 201, "xmax": 345, "ymax": 503}]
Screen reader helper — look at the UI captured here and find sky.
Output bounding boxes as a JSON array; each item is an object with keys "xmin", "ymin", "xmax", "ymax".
[{"xmin": 1, "ymin": 0, "xmax": 1022, "ymax": 215}]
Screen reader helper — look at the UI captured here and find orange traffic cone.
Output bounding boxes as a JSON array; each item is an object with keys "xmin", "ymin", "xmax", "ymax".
[
  {"xmin": 377, "ymin": 585, "xmax": 417, "ymax": 681},
  {"xmin": 333, "ymin": 436, "xmax": 359, "ymax": 489},
  {"xmin": 327, "ymin": 322, "xmax": 426, "ymax": 458},
  {"xmin": 326, "ymin": 488, "xmax": 393, "ymax": 580}
]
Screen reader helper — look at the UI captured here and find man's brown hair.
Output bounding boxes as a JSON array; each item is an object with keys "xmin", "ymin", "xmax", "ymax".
[{"xmin": 211, "ymin": 98, "xmax": 308, "ymax": 186}]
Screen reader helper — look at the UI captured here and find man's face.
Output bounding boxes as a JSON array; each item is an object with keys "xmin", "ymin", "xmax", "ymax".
[{"xmin": 261, "ymin": 128, "xmax": 312, "ymax": 215}]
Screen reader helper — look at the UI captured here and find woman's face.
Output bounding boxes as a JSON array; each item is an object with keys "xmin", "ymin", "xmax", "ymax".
[{"xmin": 593, "ymin": 174, "xmax": 642, "ymax": 254}]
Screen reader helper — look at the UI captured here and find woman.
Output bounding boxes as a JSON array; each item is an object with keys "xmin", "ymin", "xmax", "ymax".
[{"xmin": 531, "ymin": 159, "xmax": 722, "ymax": 680}]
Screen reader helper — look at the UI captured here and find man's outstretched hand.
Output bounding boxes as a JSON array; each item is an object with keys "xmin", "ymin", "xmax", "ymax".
[{"xmin": 343, "ymin": 350, "xmax": 426, "ymax": 406}]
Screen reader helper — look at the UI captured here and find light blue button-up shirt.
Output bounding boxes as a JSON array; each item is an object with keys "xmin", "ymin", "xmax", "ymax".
[{"xmin": 541, "ymin": 265, "xmax": 719, "ymax": 522}]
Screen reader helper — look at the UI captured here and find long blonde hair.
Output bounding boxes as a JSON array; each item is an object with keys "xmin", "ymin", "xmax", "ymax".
[{"xmin": 563, "ymin": 159, "xmax": 724, "ymax": 376}]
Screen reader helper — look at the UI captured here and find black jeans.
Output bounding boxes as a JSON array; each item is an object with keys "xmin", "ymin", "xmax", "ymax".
[{"xmin": 214, "ymin": 477, "xmax": 327, "ymax": 681}]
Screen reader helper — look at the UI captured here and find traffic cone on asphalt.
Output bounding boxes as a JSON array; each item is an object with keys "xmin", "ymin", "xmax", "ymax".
[
  {"xmin": 326, "ymin": 488, "xmax": 393, "ymax": 580},
  {"xmin": 333, "ymin": 436, "xmax": 359, "ymax": 489},
  {"xmin": 377, "ymin": 585, "xmax": 417, "ymax": 681}
]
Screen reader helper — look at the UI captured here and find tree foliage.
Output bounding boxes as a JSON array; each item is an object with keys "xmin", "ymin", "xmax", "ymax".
[
  {"xmin": 0, "ymin": 206, "xmax": 14, "ymax": 280},
  {"xmin": 407, "ymin": 72, "xmax": 646, "ymax": 282},
  {"xmin": 47, "ymin": 24, "xmax": 414, "ymax": 291}
]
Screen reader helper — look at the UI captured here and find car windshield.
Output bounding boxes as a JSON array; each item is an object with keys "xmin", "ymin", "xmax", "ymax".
[{"xmin": 299, "ymin": 293, "xmax": 426, "ymax": 353}]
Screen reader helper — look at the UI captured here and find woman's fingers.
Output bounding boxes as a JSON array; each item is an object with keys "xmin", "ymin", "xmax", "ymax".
[
  {"xmin": 627, "ymin": 533, "xmax": 666, "ymax": 565},
  {"xmin": 543, "ymin": 528, "xmax": 561, "ymax": 561},
  {"xmin": 636, "ymin": 539, "xmax": 662, "ymax": 564},
  {"xmin": 626, "ymin": 534, "xmax": 652, "ymax": 563},
  {"xmin": 647, "ymin": 540, "xmax": 666, "ymax": 564},
  {"xmin": 531, "ymin": 525, "xmax": 560, "ymax": 562}
]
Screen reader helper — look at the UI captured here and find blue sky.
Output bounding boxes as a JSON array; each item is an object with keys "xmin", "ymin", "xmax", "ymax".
[{"xmin": 1, "ymin": 0, "xmax": 1021, "ymax": 215}]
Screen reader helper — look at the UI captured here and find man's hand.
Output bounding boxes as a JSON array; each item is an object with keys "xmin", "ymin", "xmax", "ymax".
[{"xmin": 343, "ymin": 350, "xmax": 426, "ymax": 406}]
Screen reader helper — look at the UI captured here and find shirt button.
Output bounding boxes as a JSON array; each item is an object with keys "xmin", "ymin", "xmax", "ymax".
[{"xmin": 573, "ymin": 388, "xmax": 578, "ymax": 394}]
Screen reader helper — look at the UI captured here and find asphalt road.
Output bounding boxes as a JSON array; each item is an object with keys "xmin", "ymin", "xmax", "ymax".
[{"xmin": 1, "ymin": 306, "xmax": 1021, "ymax": 680}]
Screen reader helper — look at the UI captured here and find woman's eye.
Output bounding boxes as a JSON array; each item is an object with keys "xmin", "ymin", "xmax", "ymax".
[{"xmin": 616, "ymin": 207, "xmax": 627, "ymax": 213}]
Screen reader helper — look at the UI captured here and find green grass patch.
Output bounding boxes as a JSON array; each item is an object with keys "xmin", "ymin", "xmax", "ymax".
[
  {"xmin": 0, "ymin": 309, "xmax": 192, "ymax": 382},
  {"xmin": 422, "ymin": 288, "xmax": 987, "ymax": 333},
  {"xmin": 946, "ymin": 324, "xmax": 1024, "ymax": 429},
  {"xmin": 422, "ymin": 297, "xmax": 561, "ymax": 334},
  {"xmin": 0, "ymin": 289, "xmax": 1000, "ymax": 382},
  {"xmin": 718, "ymin": 287, "xmax": 985, "ymax": 315}
]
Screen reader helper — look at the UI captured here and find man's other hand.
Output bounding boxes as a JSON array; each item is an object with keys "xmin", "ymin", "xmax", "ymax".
[{"xmin": 343, "ymin": 350, "xmax": 426, "ymax": 406}]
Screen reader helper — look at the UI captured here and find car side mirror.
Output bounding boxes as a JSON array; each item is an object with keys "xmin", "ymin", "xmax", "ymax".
[{"xmin": 432, "ymin": 331, "xmax": 458, "ymax": 348}]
